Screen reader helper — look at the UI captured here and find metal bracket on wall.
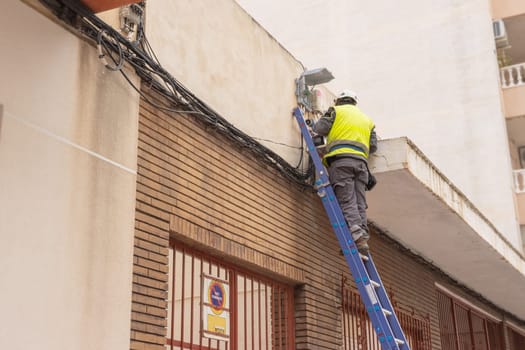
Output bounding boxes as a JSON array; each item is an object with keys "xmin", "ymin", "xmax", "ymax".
[{"xmin": 119, "ymin": 3, "xmax": 143, "ymax": 40}]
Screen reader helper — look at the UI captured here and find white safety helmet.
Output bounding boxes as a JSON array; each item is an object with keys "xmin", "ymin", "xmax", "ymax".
[{"xmin": 337, "ymin": 89, "xmax": 359, "ymax": 104}]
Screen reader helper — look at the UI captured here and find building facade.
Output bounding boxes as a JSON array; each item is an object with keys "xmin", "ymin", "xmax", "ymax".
[
  {"xmin": 1, "ymin": 1, "xmax": 525, "ymax": 350},
  {"xmin": 493, "ymin": 1, "xmax": 525, "ymax": 243},
  {"xmin": 0, "ymin": 1, "xmax": 140, "ymax": 349}
]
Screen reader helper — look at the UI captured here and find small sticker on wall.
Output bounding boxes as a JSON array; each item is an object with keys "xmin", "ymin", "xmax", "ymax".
[{"xmin": 202, "ymin": 274, "xmax": 230, "ymax": 341}]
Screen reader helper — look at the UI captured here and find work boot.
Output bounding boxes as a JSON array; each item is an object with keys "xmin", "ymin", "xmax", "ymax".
[{"xmin": 351, "ymin": 225, "xmax": 370, "ymax": 254}]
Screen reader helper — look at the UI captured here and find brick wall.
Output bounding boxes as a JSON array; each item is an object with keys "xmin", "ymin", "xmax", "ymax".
[
  {"xmin": 366, "ymin": 229, "xmax": 443, "ymax": 349},
  {"xmin": 131, "ymin": 87, "xmax": 521, "ymax": 350}
]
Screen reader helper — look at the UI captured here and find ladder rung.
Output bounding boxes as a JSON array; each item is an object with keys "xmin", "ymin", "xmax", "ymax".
[
  {"xmin": 382, "ymin": 308, "xmax": 392, "ymax": 316},
  {"xmin": 371, "ymin": 280, "xmax": 380, "ymax": 288},
  {"xmin": 395, "ymin": 338, "xmax": 405, "ymax": 345},
  {"xmin": 359, "ymin": 253, "xmax": 369, "ymax": 261}
]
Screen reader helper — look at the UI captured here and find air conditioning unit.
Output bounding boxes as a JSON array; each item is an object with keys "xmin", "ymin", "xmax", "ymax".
[
  {"xmin": 493, "ymin": 19, "xmax": 506, "ymax": 40},
  {"xmin": 493, "ymin": 19, "xmax": 509, "ymax": 50}
]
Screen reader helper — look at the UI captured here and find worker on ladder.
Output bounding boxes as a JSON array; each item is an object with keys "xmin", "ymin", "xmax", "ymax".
[{"xmin": 312, "ymin": 90, "xmax": 377, "ymax": 253}]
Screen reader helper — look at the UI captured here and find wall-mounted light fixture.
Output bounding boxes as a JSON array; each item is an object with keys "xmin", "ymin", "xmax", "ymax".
[{"xmin": 295, "ymin": 67, "xmax": 334, "ymax": 111}]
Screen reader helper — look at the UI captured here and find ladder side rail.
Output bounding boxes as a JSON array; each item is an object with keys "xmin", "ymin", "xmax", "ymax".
[
  {"xmin": 293, "ymin": 108, "xmax": 402, "ymax": 349},
  {"xmin": 365, "ymin": 256, "xmax": 410, "ymax": 349},
  {"xmin": 321, "ymin": 187, "xmax": 401, "ymax": 350}
]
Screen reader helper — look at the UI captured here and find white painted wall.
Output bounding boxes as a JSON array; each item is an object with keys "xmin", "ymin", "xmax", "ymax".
[
  {"xmin": 0, "ymin": 1, "xmax": 139, "ymax": 349},
  {"xmin": 236, "ymin": 0, "xmax": 522, "ymax": 250}
]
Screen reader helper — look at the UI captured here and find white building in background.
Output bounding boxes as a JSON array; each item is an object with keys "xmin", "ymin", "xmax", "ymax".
[{"xmin": 237, "ymin": 0, "xmax": 523, "ymax": 251}]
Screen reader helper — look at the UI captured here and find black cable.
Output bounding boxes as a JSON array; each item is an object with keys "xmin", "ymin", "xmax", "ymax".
[
  {"xmin": 118, "ymin": 61, "xmax": 313, "ymax": 185},
  {"xmin": 39, "ymin": 0, "xmax": 313, "ymax": 186},
  {"xmin": 251, "ymin": 137, "xmax": 302, "ymax": 150},
  {"xmin": 295, "ymin": 135, "xmax": 305, "ymax": 169},
  {"xmin": 129, "ymin": 28, "xmax": 314, "ymax": 183},
  {"xmin": 97, "ymin": 29, "xmax": 124, "ymax": 71},
  {"xmin": 143, "ymin": 31, "xmax": 161, "ymax": 66},
  {"xmin": 117, "ymin": 64, "xmax": 225, "ymax": 121}
]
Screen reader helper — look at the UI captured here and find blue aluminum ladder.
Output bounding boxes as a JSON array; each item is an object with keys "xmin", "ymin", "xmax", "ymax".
[{"xmin": 293, "ymin": 107, "xmax": 410, "ymax": 350}]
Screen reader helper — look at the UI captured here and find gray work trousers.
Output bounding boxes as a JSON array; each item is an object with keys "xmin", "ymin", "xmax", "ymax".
[{"xmin": 328, "ymin": 157, "xmax": 369, "ymax": 231}]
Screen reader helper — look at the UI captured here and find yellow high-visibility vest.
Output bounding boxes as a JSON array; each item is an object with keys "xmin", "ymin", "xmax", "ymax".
[{"xmin": 323, "ymin": 105, "xmax": 375, "ymax": 164}]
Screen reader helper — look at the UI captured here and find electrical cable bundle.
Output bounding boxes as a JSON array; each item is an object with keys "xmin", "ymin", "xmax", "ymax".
[{"xmin": 39, "ymin": 0, "xmax": 314, "ymax": 187}]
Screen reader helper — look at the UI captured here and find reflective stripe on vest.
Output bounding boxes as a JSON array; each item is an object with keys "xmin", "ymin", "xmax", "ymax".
[
  {"xmin": 324, "ymin": 105, "xmax": 374, "ymax": 162},
  {"xmin": 329, "ymin": 143, "xmax": 365, "ymax": 154}
]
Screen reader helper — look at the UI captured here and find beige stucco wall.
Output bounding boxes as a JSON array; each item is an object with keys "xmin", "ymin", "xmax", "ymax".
[
  {"xmin": 237, "ymin": 0, "xmax": 522, "ymax": 250},
  {"xmin": 491, "ymin": 0, "xmax": 525, "ymax": 19},
  {"xmin": 503, "ymin": 85, "xmax": 525, "ymax": 119},
  {"xmin": 0, "ymin": 1, "xmax": 139, "ymax": 349},
  {"xmin": 145, "ymin": 0, "xmax": 307, "ymax": 165}
]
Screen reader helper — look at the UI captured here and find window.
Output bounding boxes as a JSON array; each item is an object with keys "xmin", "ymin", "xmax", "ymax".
[
  {"xmin": 436, "ymin": 290, "xmax": 504, "ymax": 350},
  {"xmin": 167, "ymin": 242, "xmax": 295, "ymax": 350},
  {"xmin": 341, "ymin": 277, "xmax": 432, "ymax": 350}
]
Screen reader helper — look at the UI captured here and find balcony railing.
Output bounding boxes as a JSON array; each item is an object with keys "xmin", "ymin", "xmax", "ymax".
[
  {"xmin": 501, "ymin": 63, "xmax": 525, "ymax": 88},
  {"xmin": 513, "ymin": 169, "xmax": 525, "ymax": 193}
]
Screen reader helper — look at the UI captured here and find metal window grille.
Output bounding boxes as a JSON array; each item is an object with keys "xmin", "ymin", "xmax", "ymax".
[
  {"xmin": 485, "ymin": 320, "xmax": 504, "ymax": 350},
  {"xmin": 454, "ymin": 304, "xmax": 473, "ymax": 350},
  {"xmin": 436, "ymin": 291, "xmax": 458, "ymax": 350},
  {"xmin": 341, "ymin": 277, "xmax": 432, "ymax": 350},
  {"xmin": 167, "ymin": 242, "xmax": 295, "ymax": 350},
  {"xmin": 396, "ymin": 307, "xmax": 433, "ymax": 349},
  {"xmin": 508, "ymin": 327, "xmax": 525, "ymax": 350},
  {"xmin": 436, "ymin": 290, "xmax": 505, "ymax": 350},
  {"xmin": 470, "ymin": 313, "xmax": 488, "ymax": 350}
]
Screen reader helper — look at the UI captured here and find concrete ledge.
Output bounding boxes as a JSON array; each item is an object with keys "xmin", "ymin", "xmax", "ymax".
[{"xmin": 368, "ymin": 137, "xmax": 525, "ymax": 319}]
